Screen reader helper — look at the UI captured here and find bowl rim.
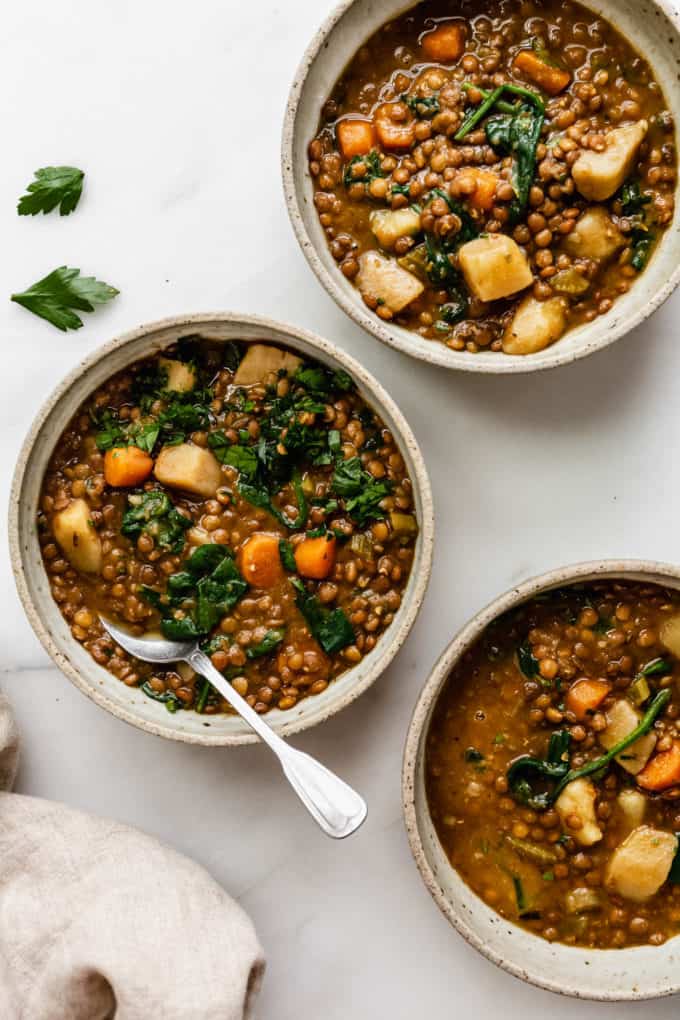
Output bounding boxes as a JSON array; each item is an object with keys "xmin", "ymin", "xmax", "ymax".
[
  {"xmin": 8, "ymin": 311, "xmax": 434, "ymax": 747},
  {"xmin": 281, "ymin": 0, "xmax": 680, "ymax": 375},
  {"xmin": 402, "ymin": 558, "xmax": 680, "ymax": 1000}
]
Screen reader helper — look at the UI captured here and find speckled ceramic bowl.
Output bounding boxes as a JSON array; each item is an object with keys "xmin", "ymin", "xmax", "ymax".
[
  {"xmin": 9, "ymin": 313, "xmax": 433, "ymax": 747},
  {"xmin": 282, "ymin": 0, "xmax": 680, "ymax": 374},
  {"xmin": 403, "ymin": 560, "xmax": 680, "ymax": 1000}
]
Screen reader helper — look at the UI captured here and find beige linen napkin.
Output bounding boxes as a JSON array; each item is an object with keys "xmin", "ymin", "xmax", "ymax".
[{"xmin": 0, "ymin": 691, "xmax": 264, "ymax": 1020}]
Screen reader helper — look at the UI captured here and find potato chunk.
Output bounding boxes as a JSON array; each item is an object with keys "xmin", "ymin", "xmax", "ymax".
[
  {"xmin": 458, "ymin": 234, "xmax": 533, "ymax": 302},
  {"xmin": 356, "ymin": 252, "xmax": 424, "ymax": 312},
  {"xmin": 53, "ymin": 498, "xmax": 102, "ymax": 574},
  {"xmin": 502, "ymin": 296, "xmax": 567, "ymax": 355},
  {"xmin": 154, "ymin": 443, "xmax": 222, "ymax": 498},
  {"xmin": 572, "ymin": 121, "xmax": 648, "ymax": 201},
  {"xmin": 605, "ymin": 826, "xmax": 677, "ymax": 902},
  {"xmin": 555, "ymin": 778, "xmax": 603, "ymax": 846},
  {"xmin": 660, "ymin": 613, "xmax": 680, "ymax": 658},
  {"xmin": 234, "ymin": 345, "xmax": 302, "ymax": 386},
  {"xmin": 599, "ymin": 700, "xmax": 656, "ymax": 775},
  {"xmin": 563, "ymin": 207, "xmax": 626, "ymax": 261},
  {"xmin": 158, "ymin": 357, "xmax": 196, "ymax": 393},
  {"xmin": 369, "ymin": 207, "xmax": 422, "ymax": 250},
  {"xmin": 617, "ymin": 788, "xmax": 647, "ymax": 831}
]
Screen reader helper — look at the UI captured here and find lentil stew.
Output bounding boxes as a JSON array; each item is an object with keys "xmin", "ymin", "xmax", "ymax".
[
  {"xmin": 426, "ymin": 580, "xmax": 680, "ymax": 948},
  {"xmin": 308, "ymin": 0, "xmax": 676, "ymax": 356},
  {"xmin": 38, "ymin": 338, "xmax": 417, "ymax": 717}
]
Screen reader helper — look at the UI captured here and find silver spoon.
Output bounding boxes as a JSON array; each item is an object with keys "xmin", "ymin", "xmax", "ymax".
[{"xmin": 99, "ymin": 617, "xmax": 367, "ymax": 839}]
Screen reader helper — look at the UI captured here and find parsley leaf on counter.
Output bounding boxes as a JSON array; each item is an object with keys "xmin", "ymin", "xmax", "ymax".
[
  {"xmin": 17, "ymin": 166, "xmax": 84, "ymax": 216},
  {"xmin": 11, "ymin": 266, "xmax": 119, "ymax": 331}
]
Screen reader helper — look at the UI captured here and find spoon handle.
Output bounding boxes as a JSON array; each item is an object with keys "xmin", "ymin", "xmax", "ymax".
[{"xmin": 188, "ymin": 650, "xmax": 367, "ymax": 839}]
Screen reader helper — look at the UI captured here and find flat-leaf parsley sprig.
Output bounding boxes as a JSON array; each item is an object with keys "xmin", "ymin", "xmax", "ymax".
[
  {"xmin": 11, "ymin": 266, "xmax": 119, "ymax": 331},
  {"xmin": 17, "ymin": 166, "xmax": 84, "ymax": 217}
]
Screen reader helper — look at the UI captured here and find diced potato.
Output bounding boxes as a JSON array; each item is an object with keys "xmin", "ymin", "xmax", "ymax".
[
  {"xmin": 53, "ymin": 498, "xmax": 102, "ymax": 574},
  {"xmin": 572, "ymin": 121, "xmax": 648, "ymax": 201},
  {"xmin": 555, "ymin": 778, "xmax": 603, "ymax": 847},
  {"xmin": 563, "ymin": 207, "xmax": 626, "ymax": 261},
  {"xmin": 617, "ymin": 788, "xmax": 647, "ymax": 831},
  {"xmin": 605, "ymin": 826, "xmax": 677, "ymax": 902},
  {"xmin": 356, "ymin": 252, "xmax": 424, "ymax": 313},
  {"xmin": 565, "ymin": 887, "xmax": 602, "ymax": 914},
  {"xmin": 600, "ymin": 700, "xmax": 656, "ymax": 775},
  {"xmin": 458, "ymin": 234, "xmax": 533, "ymax": 302},
  {"xmin": 502, "ymin": 296, "xmax": 567, "ymax": 356},
  {"xmin": 660, "ymin": 613, "xmax": 680, "ymax": 658},
  {"xmin": 158, "ymin": 357, "xmax": 196, "ymax": 393},
  {"xmin": 154, "ymin": 443, "xmax": 222, "ymax": 498},
  {"xmin": 369, "ymin": 207, "xmax": 422, "ymax": 250},
  {"xmin": 234, "ymin": 345, "xmax": 302, "ymax": 386}
]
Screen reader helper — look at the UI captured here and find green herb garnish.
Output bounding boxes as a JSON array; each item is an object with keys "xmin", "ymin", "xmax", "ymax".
[
  {"xmin": 121, "ymin": 491, "xmax": 190, "ymax": 553},
  {"xmin": 291, "ymin": 578, "xmax": 354, "ymax": 654},
  {"xmin": 140, "ymin": 681, "xmax": 184, "ymax": 713},
  {"xmin": 18, "ymin": 166, "xmax": 84, "ymax": 217},
  {"xmin": 246, "ymin": 628, "xmax": 286, "ymax": 660},
  {"xmin": 11, "ymin": 265, "xmax": 119, "ymax": 331}
]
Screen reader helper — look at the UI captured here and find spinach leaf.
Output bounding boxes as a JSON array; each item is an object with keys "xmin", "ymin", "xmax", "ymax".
[
  {"xmin": 638, "ymin": 657, "xmax": 673, "ymax": 678},
  {"xmin": 94, "ymin": 412, "xmax": 160, "ymax": 454},
  {"xmin": 343, "ymin": 150, "xmax": 384, "ymax": 189},
  {"xmin": 507, "ymin": 690, "xmax": 671, "ymax": 809},
  {"xmin": 486, "ymin": 102, "xmax": 544, "ymax": 222},
  {"xmin": 668, "ymin": 837, "xmax": 680, "ymax": 884},
  {"xmin": 140, "ymin": 545, "xmax": 248, "ymax": 641},
  {"xmin": 630, "ymin": 225, "xmax": 655, "ymax": 271},
  {"xmin": 140, "ymin": 681, "xmax": 184, "ymax": 713},
  {"xmin": 208, "ymin": 434, "xmax": 259, "ymax": 477},
  {"xmin": 330, "ymin": 456, "xmax": 392, "ymax": 526},
  {"xmin": 121, "ymin": 491, "xmax": 190, "ymax": 553},
  {"xmin": 402, "ymin": 92, "xmax": 440, "ymax": 119},
  {"xmin": 279, "ymin": 539, "xmax": 297, "ymax": 573},
  {"xmin": 618, "ymin": 179, "xmax": 651, "ymax": 216},
  {"xmin": 294, "ymin": 364, "xmax": 353, "ymax": 396},
  {"xmin": 291, "ymin": 578, "xmax": 354, "ymax": 654},
  {"xmin": 246, "ymin": 628, "xmax": 286, "ymax": 660},
  {"xmin": 517, "ymin": 640, "xmax": 540, "ymax": 679}
]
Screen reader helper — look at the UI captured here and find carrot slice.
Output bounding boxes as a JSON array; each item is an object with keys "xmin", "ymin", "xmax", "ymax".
[
  {"xmin": 513, "ymin": 50, "xmax": 571, "ymax": 96},
  {"xmin": 336, "ymin": 119, "xmax": 376, "ymax": 160},
  {"xmin": 637, "ymin": 743, "xmax": 680, "ymax": 791},
  {"xmin": 238, "ymin": 533, "xmax": 283, "ymax": 589},
  {"xmin": 294, "ymin": 534, "xmax": 337, "ymax": 580},
  {"xmin": 565, "ymin": 678, "xmax": 611, "ymax": 720},
  {"xmin": 374, "ymin": 104, "xmax": 416, "ymax": 152},
  {"xmin": 421, "ymin": 23, "xmax": 465, "ymax": 63},
  {"xmin": 466, "ymin": 168, "xmax": 499, "ymax": 211},
  {"xmin": 104, "ymin": 446, "xmax": 153, "ymax": 488}
]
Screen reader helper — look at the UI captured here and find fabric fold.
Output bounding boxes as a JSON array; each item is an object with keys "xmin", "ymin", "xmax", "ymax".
[{"xmin": 0, "ymin": 693, "xmax": 264, "ymax": 1020}]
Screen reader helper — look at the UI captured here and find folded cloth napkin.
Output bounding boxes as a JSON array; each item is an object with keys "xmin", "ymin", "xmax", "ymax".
[{"xmin": 0, "ymin": 691, "xmax": 264, "ymax": 1020}]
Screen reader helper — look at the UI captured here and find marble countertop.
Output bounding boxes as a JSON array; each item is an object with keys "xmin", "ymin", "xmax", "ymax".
[{"xmin": 4, "ymin": 1, "xmax": 680, "ymax": 1016}]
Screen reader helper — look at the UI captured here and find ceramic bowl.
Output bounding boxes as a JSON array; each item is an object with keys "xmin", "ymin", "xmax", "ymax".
[
  {"xmin": 282, "ymin": 0, "xmax": 680, "ymax": 375},
  {"xmin": 9, "ymin": 313, "xmax": 433, "ymax": 747},
  {"xmin": 403, "ymin": 559, "xmax": 680, "ymax": 1000}
]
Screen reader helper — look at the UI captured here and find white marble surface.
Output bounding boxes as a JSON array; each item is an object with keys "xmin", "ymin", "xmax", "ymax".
[{"xmin": 3, "ymin": 0, "xmax": 680, "ymax": 1016}]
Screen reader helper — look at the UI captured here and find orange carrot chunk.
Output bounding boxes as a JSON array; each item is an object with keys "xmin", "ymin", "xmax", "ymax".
[
  {"xmin": 565, "ymin": 678, "xmax": 611, "ymax": 720},
  {"xmin": 466, "ymin": 168, "xmax": 499, "ymax": 211},
  {"xmin": 513, "ymin": 50, "xmax": 571, "ymax": 96},
  {"xmin": 104, "ymin": 446, "xmax": 154, "ymax": 488},
  {"xmin": 637, "ymin": 742, "xmax": 680, "ymax": 791},
  {"xmin": 374, "ymin": 104, "xmax": 416, "ymax": 152},
  {"xmin": 294, "ymin": 534, "xmax": 337, "ymax": 580},
  {"xmin": 238, "ymin": 533, "xmax": 284, "ymax": 589},
  {"xmin": 336, "ymin": 119, "xmax": 376, "ymax": 160},
  {"xmin": 421, "ymin": 23, "xmax": 465, "ymax": 63}
]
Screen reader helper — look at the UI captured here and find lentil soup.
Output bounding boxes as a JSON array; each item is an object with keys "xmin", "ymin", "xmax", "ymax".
[
  {"xmin": 426, "ymin": 581, "xmax": 680, "ymax": 948},
  {"xmin": 38, "ymin": 338, "xmax": 417, "ymax": 717},
  {"xmin": 308, "ymin": 0, "xmax": 676, "ymax": 356}
]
